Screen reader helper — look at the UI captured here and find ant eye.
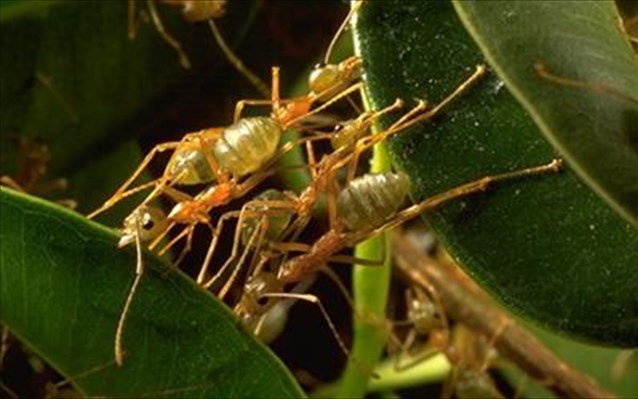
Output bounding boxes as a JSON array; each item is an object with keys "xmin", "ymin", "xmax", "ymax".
[
  {"xmin": 257, "ymin": 296, "xmax": 270, "ymax": 307},
  {"xmin": 142, "ymin": 218, "xmax": 155, "ymax": 231}
]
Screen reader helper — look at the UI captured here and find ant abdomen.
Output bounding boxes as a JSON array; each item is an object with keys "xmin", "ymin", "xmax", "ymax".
[
  {"xmin": 240, "ymin": 189, "xmax": 293, "ymax": 246},
  {"xmin": 337, "ymin": 172, "xmax": 410, "ymax": 232},
  {"xmin": 169, "ymin": 0, "xmax": 227, "ymax": 22},
  {"xmin": 167, "ymin": 117, "xmax": 282, "ymax": 185},
  {"xmin": 214, "ymin": 117, "xmax": 282, "ymax": 178},
  {"xmin": 308, "ymin": 57, "xmax": 361, "ymax": 100},
  {"xmin": 167, "ymin": 145, "xmax": 218, "ymax": 185}
]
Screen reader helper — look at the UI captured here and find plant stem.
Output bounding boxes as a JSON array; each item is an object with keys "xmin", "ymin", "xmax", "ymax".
[
  {"xmin": 335, "ymin": 144, "xmax": 393, "ymax": 398},
  {"xmin": 368, "ymin": 353, "xmax": 450, "ymax": 393}
]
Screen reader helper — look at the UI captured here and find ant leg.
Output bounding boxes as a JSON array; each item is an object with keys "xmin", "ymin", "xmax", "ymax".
[
  {"xmin": 283, "ymin": 82, "xmax": 364, "ymax": 128},
  {"xmin": 394, "ymin": 285, "xmax": 450, "ymax": 371},
  {"xmin": 271, "ymin": 66, "xmax": 281, "ymax": 113},
  {"xmin": 276, "ymin": 140, "xmax": 319, "ymax": 241},
  {"xmin": 326, "ymin": 171, "xmax": 342, "ymax": 232},
  {"xmin": 262, "ymin": 134, "xmax": 333, "ymax": 188},
  {"xmin": 88, "ymin": 141, "xmax": 182, "ymax": 219},
  {"xmin": 327, "ymin": 252, "xmax": 385, "ymax": 266},
  {"xmin": 356, "ymin": 64, "xmax": 486, "ymax": 153},
  {"xmin": 233, "ymin": 99, "xmax": 278, "ymax": 122},
  {"xmin": 342, "ymin": 99, "xmax": 405, "ymax": 181},
  {"xmin": 35, "ymin": 72, "xmax": 79, "ymax": 123},
  {"xmin": 262, "ymin": 293, "xmax": 347, "ymax": 352},
  {"xmin": 151, "ymin": 222, "xmax": 180, "ymax": 252},
  {"xmin": 145, "ymin": 0, "xmax": 191, "ymax": 69},
  {"xmin": 208, "ymin": 20, "xmax": 270, "ymax": 98},
  {"xmin": 216, "ymin": 211, "xmax": 268, "ymax": 300},
  {"xmin": 114, "ymin": 220, "xmax": 145, "ymax": 365},
  {"xmin": 270, "ymin": 241, "xmax": 312, "ymax": 254},
  {"xmin": 233, "ymin": 66, "xmax": 280, "ymax": 122},
  {"xmin": 0, "ymin": 325, "xmax": 9, "ymax": 370},
  {"xmin": 329, "ymin": 100, "xmax": 429, "ymax": 176},
  {"xmin": 322, "ymin": 0, "xmax": 364, "ymax": 64},
  {"xmin": 255, "ymin": 274, "xmax": 317, "ymax": 344},
  {"xmin": 160, "ymin": 184, "xmax": 193, "ymax": 203},
  {"xmin": 259, "ymin": 291, "xmax": 374, "ymax": 376},
  {"xmin": 362, "ymin": 159, "xmax": 563, "ymax": 241},
  {"xmin": 360, "ymin": 64, "xmax": 487, "ymax": 152},
  {"xmin": 199, "ymin": 209, "xmax": 244, "ymax": 286},
  {"xmin": 128, "ymin": 0, "xmax": 137, "ymax": 39},
  {"xmin": 231, "ymin": 75, "xmax": 300, "ymax": 122},
  {"xmin": 173, "ymin": 225, "xmax": 197, "ymax": 267},
  {"xmin": 205, "ymin": 202, "xmax": 296, "ymax": 292},
  {"xmin": 414, "ymin": 64, "xmax": 487, "ymax": 124},
  {"xmin": 147, "ymin": 187, "xmax": 194, "ymax": 251}
]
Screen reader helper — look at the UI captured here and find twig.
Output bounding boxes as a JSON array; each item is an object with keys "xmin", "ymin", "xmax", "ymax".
[{"xmin": 392, "ymin": 231, "xmax": 614, "ymax": 399}]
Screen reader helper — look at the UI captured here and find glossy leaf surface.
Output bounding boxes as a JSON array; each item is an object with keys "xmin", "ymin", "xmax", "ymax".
[
  {"xmin": 354, "ymin": 0, "xmax": 638, "ymax": 346},
  {"xmin": 0, "ymin": 188, "xmax": 304, "ymax": 398},
  {"xmin": 454, "ymin": 0, "xmax": 638, "ymax": 226}
]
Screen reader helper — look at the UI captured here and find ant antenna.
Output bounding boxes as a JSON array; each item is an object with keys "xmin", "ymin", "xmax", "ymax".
[
  {"xmin": 324, "ymin": 0, "xmax": 364, "ymax": 64},
  {"xmin": 114, "ymin": 217, "xmax": 145, "ymax": 366},
  {"xmin": 208, "ymin": 19, "xmax": 271, "ymax": 98}
]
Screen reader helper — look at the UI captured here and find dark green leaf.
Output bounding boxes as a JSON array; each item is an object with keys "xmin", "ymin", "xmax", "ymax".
[
  {"xmin": 0, "ymin": 187, "xmax": 304, "ymax": 398},
  {"xmin": 0, "ymin": 0, "xmax": 65, "ymax": 22},
  {"xmin": 454, "ymin": 0, "xmax": 638, "ymax": 226},
  {"xmin": 354, "ymin": 0, "xmax": 638, "ymax": 346},
  {"xmin": 0, "ymin": 0, "xmax": 190, "ymax": 223}
]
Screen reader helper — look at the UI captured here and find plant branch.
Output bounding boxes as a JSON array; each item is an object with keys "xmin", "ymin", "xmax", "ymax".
[{"xmin": 392, "ymin": 231, "xmax": 614, "ymax": 399}]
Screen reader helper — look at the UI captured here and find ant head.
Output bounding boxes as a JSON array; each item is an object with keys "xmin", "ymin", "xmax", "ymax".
[
  {"xmin": 308, "ymin": 63, "xmax": 342, "ymax": 96},
  {"xmin": 118, "ymin": 205, "xmax": 168, "ymax": 248}
]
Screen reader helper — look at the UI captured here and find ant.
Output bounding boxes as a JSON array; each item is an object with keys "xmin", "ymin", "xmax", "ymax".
[
  {"xmin": 128, "ymin": 0, "xmax": 226, "ymax": 69},
  {"xmin": 277, "ymin": 157, "xmax": 563, "ymax": 285},
  {"xmin": 100, "ymin": 5, "xmax": 367, "ymax": 364},
  {"xmin": 196, "ymin": 64, "xmax": 488, "ymax": 292}
]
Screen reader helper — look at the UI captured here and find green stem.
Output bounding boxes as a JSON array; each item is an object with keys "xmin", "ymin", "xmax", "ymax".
[
  {"xmin": 368, "ymin": 354, "xmax": 450, "ymax": 393},
  {"xmin": 335, "ymin": 144, "xmax": 393, "ymax": 398}
]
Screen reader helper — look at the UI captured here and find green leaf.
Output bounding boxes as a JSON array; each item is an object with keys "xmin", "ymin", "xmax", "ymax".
[
  {"xmin": 0, "ymin": 187, "xmax": 304, "ymax": 398},
  {"xmin": 0, "ymin": 0, "xmax": 191, "ymax": 224},
  {"xmin": 0, "ymin": 0, "xmax": 65, "ymax": 22},
  {"xmin": 354, "ymin": 0, "xmax": 638, "ymax": 346},
  {"xmin": 453, "ymin": 0, "xmax": 638, "ymax": 227}
]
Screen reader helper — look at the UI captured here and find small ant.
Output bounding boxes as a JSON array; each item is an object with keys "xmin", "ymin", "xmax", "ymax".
[
  {"xmin": 128, "ymin": 0, "xmax": 226, "ymax": 69},
  {"xmin": 277, "ymin": 158, "xmax": 563, "ymax": 285}
]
